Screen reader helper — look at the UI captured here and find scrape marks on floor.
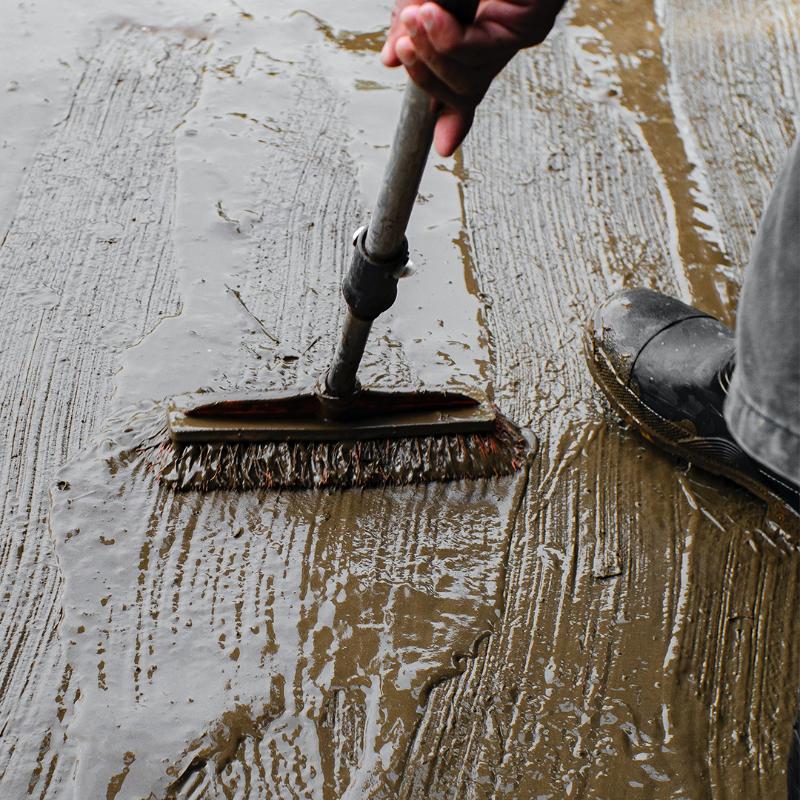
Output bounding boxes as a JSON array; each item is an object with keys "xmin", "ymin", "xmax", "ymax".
[
  {"xmin": 400, "ymin": 0, "xmax": 800, "ymax": 795},
  {"xmin": 0, "ymin": 25, "xmax": 204, "ymax": 797},
  {"xmin": 0, "ymin": 0, "xmax": 798, "ymax": 797}
]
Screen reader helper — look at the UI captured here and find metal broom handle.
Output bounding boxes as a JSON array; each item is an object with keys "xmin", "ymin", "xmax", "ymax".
[{"xmin": 325, "ymin": 0, "xmax": 480, "ymax": 399}]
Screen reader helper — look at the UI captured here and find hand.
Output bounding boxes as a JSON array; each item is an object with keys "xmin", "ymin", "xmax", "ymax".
[{"xmin": 381, "ymin": 0, "xmax": 565, "ymax": 156}]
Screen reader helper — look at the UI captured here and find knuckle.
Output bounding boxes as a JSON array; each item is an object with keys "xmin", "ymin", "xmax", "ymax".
[{"xmin": 435, "ymin": 36, "xmax": 458, "ymax": 56}]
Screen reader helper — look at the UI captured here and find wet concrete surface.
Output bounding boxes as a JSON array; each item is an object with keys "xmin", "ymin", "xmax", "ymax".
[{"xmin": 0, "ymin": 0, "xmax": 798, "ymax": 797}]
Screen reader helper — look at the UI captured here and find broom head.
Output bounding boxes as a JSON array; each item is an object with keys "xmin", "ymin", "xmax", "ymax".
[{"xmin": 155, "ymin": 388, "xmax": 531, "ymax": 491}]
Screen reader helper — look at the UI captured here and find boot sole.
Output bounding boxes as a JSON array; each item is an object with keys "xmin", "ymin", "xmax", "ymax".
[{"xmin": 583, "ymin": 324, "xmax": 799, "ymax": 530}]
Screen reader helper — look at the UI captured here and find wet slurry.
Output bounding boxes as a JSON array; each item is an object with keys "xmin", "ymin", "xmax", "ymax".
[{"xmin": 0, "ymin": 0, "xmax": 798, "ymax": 798}]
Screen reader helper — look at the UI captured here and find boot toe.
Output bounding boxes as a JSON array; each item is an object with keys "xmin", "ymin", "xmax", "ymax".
[
  {"xmin": 586, "ymin": 287, "xmax": 713, "ymax": 383},
  {"xmin": 584, "ymin": 288, "xmax": 798, "ymax": 522}
]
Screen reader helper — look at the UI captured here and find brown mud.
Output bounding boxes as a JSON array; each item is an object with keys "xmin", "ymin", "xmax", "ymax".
[{"xmin": 0, "ymin": 0, "xmax": 798, "ymax": 798}]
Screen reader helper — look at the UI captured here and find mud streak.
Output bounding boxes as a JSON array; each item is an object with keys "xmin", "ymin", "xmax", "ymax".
[
  {"xmin": 400, "ymin": 0, "xmax": 800, "ymax": 796},
  {"xmin": 0, "ymin": 27, "xmax": 204, "ymax": 797}
]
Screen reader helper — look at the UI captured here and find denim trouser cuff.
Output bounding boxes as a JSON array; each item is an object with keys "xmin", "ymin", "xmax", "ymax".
[{"xmin": 726, "ymin": 372, "xmax": 800, "ymax": 485}]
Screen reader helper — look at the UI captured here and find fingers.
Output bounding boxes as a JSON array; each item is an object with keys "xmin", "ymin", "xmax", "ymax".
[
  {"xmin": 381, "ymin": 0, "xmax": 423, "ymax": 67},
  {"xmin": 380, "ymin": 0, "xmax": 569, "ymax": 156},
  {"xmin": 410, "ymin": 4, "xmax": 518, "ymax": 66},
  {"xmin": 392, "ymin": 5, "xmax": 487, "ymax": 156},
  {"xmin": 394, "ymin": 35, "xmax": 419, "ymax": 69},
  {"xmin": 397, "ymin": 55, "xmax": 468, "ymax": 115},
  {"xmin": 382, "ymin": 1, "xmax": 481, "ymax": 71},
  {"xmin": 418, "ymin": 3, "xmax": 464, "ymax": 54},
  {"xmin": 398, "ymin": 7, "xmax": 478, "ymax": 97},
  {"xmin": 389, "ymin": 43, "xmax": 474, "ymax": 157},
  {"xmin": 434, "ymin": 106, "xmax": 474, "ymax": 157}
]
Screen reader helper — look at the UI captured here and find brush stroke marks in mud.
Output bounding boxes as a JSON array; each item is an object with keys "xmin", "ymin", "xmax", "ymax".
[
  {"xmin": 48, "ymin": 402, "xmax": 528, "ymax": 797},
  {"xmin": 568, "ymin": 0, "xmax": 737, "ymax": 324},
  {"xmin": 657, "ymin": 0, "xmax": 800, "ymax": 280},
  {"xmin": 399, "ymin": 0, "xmax": 800, "ymax": 796},
  {"xmin": 114, "ymin": 6, "xmax": 488, "ymax": 410},
  {"xmin": 0, "ymin": 25, "xmax": 204, "ymax": 797},
  {"xmin": 3, "ymin": 0, "xmax": 800, "ymax": 797},
  {"xmin": 16, "ymin": 4, "xmax": 524, "ymax": 797}
]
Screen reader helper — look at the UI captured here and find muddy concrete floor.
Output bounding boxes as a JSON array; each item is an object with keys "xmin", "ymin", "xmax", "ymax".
[{"xmin": 1, "ymin": 0, "xmax": 799, "ymax": 797}]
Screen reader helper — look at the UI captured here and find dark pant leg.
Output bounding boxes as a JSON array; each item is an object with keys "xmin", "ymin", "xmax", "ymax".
[
  {"xmin": 725, "ymin": 136, "xmax": 800, "ymax": 484},
  {"xmin": 724, "ymin": 137, "xmax": 800, "ymax": 799}
]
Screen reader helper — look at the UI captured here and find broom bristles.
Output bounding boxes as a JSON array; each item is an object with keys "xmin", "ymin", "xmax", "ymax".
[{"xmin": 147, "ymin": 412, "xmax": 531, "ymax": 491}]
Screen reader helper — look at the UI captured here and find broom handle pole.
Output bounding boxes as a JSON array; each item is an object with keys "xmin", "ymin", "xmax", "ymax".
[
  {"xmin": 326, "ymin": 0, "xmax": 479, "ymax": 399},
  {"xmin": 326, "ymin": 82, "xmax": 435, "ymax": 400},
  {"xmin": 366, "ymin": 0, "xmax": 479, "ymax": 257},
  {"xmin": 326, "ymin": 312, "xmax": 373, "ymax": 398},
  {"xmin": 365, "ymin": 81, "xmax": 437, "ymax": 260}
]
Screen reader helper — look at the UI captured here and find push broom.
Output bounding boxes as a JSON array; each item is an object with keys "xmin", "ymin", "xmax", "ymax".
[{"xmin": 155, "ymin": 0, "xmax": 532, "ymax": 491}]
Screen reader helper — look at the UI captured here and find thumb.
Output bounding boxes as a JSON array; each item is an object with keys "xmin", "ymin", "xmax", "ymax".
[{"xmin": 434, "ymin": 106, "xmax": 474, "ymax": 157}]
